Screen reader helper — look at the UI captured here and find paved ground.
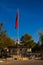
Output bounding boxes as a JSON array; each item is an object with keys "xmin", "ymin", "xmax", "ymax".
[{"xmin": 0, "ymin": 60, "xmax": 43, "ymax": 65}]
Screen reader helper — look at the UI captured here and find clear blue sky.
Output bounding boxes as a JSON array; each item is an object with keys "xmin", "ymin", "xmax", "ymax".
[{"xmin": 0, "ymin": 0, "xmax": 43, "ymax": 42}]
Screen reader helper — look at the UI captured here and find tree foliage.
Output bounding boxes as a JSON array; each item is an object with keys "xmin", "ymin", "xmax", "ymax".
[
  {"xmin": 39, "ymin": 32, "xmax": 43, "ymax": 50},
  {"xmin": 20, "ymin": 33, "xmax": 35, "ymax": 48},
  {"xmin": 32, "ymin": 42, "xmax": 41, "ymax": 52},
  {"xmin": 0, "ymin": 23, "xmax": 15, "ymax": 48}
]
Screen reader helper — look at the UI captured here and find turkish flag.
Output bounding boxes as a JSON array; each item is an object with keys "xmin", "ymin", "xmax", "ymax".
[{"xmin": 15, "ymin": 12, "xmax": 18, "ymax": 29}]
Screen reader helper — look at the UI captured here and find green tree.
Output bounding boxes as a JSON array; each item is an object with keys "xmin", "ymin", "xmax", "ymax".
[
  {"xmin": 20, "ymin": 33, "xmax": 35, "ymax": 48},
  {"xmin": 32, "ymin": 41, "xmax": 41, "ymax": 52},
  {"xmin": 0, "ymin": 23, "xmax": 15, "ymax": 48},
  {"xmin": 39, "ymin": 32, "xmax": 43, "ymax": 50}
]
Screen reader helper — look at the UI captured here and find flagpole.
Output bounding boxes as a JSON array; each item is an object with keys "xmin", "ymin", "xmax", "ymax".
[
  {"xmin": 15, "ymin": 9, "xmax": 19, "ymax": 44},
  {"xmin": 16, "ymin": 8, "xmax": 19, "ymax": 44},
  {"xmin": 17, "ymin": 8, "xmax": 20, "ymax": 56},
  {"xmin": 16, "ymin": 9, "xmax": 20, "ymax": 57}
]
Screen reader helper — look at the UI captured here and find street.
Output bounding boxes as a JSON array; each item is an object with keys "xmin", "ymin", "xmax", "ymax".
[{"xmin": 0, "ymin": 60, "xmax": 43, "ymax": 65}]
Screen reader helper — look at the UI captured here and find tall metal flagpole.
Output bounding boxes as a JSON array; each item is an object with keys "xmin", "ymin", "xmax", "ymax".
[
  {"xmin": 16, "ymin": 9, "xmax": 20, "ymax": 58},
  {"xmin": 15, "ymin": 9, "xmax": 19, "ymax": 44},
  {"xmin": 17, "ymin": 9, "xmax": 20, "ymax": 56},
  {"xmin": 18, "ymin": 9, "xmax": 19, "ymax": 44},
  {"xmin": 13, "ymin": 9, "xmax": 19, "ymax": 60}
]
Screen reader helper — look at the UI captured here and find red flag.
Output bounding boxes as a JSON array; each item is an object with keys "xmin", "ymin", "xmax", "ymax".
[{"xmin": 15, "ymin": 11, "xmax": 18, "ymax": 29}]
